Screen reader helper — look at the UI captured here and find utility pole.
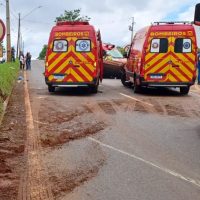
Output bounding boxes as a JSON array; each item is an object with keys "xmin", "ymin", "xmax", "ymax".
[
  {"xmin": 16, "ymin": 13, "xmax": 21, "ymax": 58},
  {"xmin": 129, "ymin": 17, "xmax": 135, "ymax": 43},
  {"xmin": 6, "ymin": 0, "xmax": 11, "ymax": 62}
]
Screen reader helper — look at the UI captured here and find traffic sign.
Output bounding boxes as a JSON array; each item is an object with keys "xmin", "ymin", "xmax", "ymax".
[{"xmin": 0, "ymin": 19, "xmax": 6, "ymax": 42}]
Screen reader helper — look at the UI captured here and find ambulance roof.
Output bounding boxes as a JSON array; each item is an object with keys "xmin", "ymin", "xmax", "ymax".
[
  {"xmin": 51, "ymin": 21, "xmax": 96, "ymax": 32},
  {"xmin": 150, "ymin": 23, "xmax": 194, "ymax": 32}
]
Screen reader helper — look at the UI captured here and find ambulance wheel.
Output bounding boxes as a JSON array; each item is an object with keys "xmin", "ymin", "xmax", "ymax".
[
  {"xmin": 180, "ymin": 86, "xmax": 190, "ymax": 95},
  {"xmin": 133, "ymin": 78, "xmax": 141, "ymax": 93},
  {"xmin": 48, "ymin": 85, "xmax": 55, "ymax": 93},
  {"xmin": 90, "ymin": 85, "xmax": 98, "ymax": 93},
  {"xmin": 90, "ymin": 79, "xmax": 99, "ymax": 93},
  {"xmin": 121, "ymin": 70, "xmax": 132, "ymax": 87}
]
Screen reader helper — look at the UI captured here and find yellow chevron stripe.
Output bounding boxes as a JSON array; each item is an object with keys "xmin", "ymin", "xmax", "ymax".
[
  {"xmin": 48, "ymin": 48, "xmax": 72, "ymax": 72},
  {"xmin": 87, "ymin": 52, "xmax": 95, "ymax": 61},
  {"xmin": 71, "ymin": 69, "xmax": 84, "ymax": 82},
  {"xmin": 146, "ymin": 58, "xmax": 169, "ymax": 74},
  {"xmin": 70, "ymin": 46, "xmax": 95, "ymax": 72},
  {"xmin": 168, "ymin": 73, "xmax": 177, "ymax": 82},
  {"xmin": 170, "ymin": 67, "xmax": 188, "ymax": 82},
  {"xmin": 48, "ymin": 52, "xmax": 57, "ymax": 62},
  {"xmin": 49, "ymin": 75, "xmax": 54, "ymax": 81},
  {"xmin": 54, "ymin": 57, "xmax": 72, "ymax": 73},
  {"xmin": 145, "ymin": 53, "xmax": 169, "ymax": 70},
  {"xmin": 78, "ymin": 66, "xmax": 93, "ymax": 81},
  {"xmin": 170, "ymin": 55, "xmax": 193, "ymax": 78}
]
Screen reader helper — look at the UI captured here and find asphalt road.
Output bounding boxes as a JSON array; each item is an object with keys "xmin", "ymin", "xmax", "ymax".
[{"xmin": 24, "ymin": 60, "xmax": 200, "ymax": 200}]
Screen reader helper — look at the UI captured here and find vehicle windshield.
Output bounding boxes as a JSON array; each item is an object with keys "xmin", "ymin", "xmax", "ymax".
[{"xmin": 106, "ymin": 48, "xmax": 123, "ymax": 58}]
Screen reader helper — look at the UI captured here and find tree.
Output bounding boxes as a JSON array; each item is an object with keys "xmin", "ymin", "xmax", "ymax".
[
  {"xmin": 55, "ymin": 9, "xmax": 90, "ymax": 22},
  {"xmin": 38, "ymin": 45, "xmax": 47, "ymax": 60}
]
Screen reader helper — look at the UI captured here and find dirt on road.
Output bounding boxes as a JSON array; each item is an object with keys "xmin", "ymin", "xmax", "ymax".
[{"xmin": 0, "ymin": 80, "xmax": 26, "ymax": 200}]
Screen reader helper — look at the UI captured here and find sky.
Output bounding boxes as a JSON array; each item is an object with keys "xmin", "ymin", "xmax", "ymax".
[{"xmin": 0, "ymin": 0, "xmax": 200, "ymax": 59}]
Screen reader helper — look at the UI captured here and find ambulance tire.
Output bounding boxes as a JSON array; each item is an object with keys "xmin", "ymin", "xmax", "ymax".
[
  {"xmin": 180, "ymin": 86, "xmax": 190, "ymax": 95},
  {"xmin": 133, "ymin": 78, "xmax": 141, "ymax": 93},
  {"xmin": 90, "ymin": 85, "xmax": 98, "ymax": 93},
  {"xmin": 48, "ymin": 85, "xmax": 55, "ymax": 93},
  {"xmin": 90, "ymin": 79, "xmax": 99, "ymax": 93}
]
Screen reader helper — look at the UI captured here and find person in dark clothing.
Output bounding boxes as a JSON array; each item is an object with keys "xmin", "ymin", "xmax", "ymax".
[
  {"xmin": 198, "ymin": 53, "xmax": 200, "ymax": 85},
  {"xmin": 25, "ymin": 52, "xmax": 32, "ymax": 70},
  {"xmin": 11, "ymin": 47, "xmax": 15, "ymax": 62}
]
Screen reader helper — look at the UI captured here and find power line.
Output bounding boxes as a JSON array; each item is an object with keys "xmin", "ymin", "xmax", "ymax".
[
  {"xmin": 23, "ymin": 19, "xmax": 52, "ymax": 25},
  {"xmin": 21, "ymin": 5, "xmax": 42, "ymax": 20},
  {"xmin": 0, "ymin": 2, "xmax": 18, "ymax": 20}
]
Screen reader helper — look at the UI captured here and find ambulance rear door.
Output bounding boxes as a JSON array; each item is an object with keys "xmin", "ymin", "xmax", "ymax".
[
  {"xmin": 169, "ymin": 32, "xmax": 195, "ymax": 83},
  {"xmin": 144, "ymin": 35, "xmax": 170, "ymax": 82}
]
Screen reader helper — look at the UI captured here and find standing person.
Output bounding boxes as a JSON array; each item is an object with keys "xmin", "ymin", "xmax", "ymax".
[
  {"xmin": 19, "ymin": 51, "xmax": 25, "ymax": 70},
  {"xmin": 11, "ymin": 47, "xmax": 15, "ymax": 62},
  {"xmin": 26, "ymin": 52, "xmax": 32, "ymax": 70},
  {"xmin": 198, "ymin": 52, "xmax": 200, "ymax": 85}
]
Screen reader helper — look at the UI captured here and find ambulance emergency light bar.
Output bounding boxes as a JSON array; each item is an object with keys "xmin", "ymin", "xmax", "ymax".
[
  {"xmin": 153, "ymin": 21, "xmax": 191, "ymax": 25},
  {"xmin": 56, "ymin": 21, "xmax": 89, "ymax": 26}
]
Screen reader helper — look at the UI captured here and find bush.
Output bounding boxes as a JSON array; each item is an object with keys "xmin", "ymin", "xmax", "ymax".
[{"xmin": 0, "ymin": 62, "xmax": 19, "ymax": 114}]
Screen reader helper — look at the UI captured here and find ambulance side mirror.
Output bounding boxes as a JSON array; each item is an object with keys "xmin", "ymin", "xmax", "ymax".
[{"xmin": 194, "ymin": 3, "xmax": 200, "ymax": 26}]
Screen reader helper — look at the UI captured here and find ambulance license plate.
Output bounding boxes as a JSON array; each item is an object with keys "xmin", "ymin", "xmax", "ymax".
[
  {"xmin": 54, "ymin": 75, "xmax": 65, "ymax": 80},
  {"xmin": 150, "ymin": 75, "xmax": 163, "ymax": 79}
]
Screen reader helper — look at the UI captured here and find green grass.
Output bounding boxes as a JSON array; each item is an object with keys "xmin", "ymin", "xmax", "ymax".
[{"xmin": 0, "ymin": 61, "xmax": 19, "ymax": 114}]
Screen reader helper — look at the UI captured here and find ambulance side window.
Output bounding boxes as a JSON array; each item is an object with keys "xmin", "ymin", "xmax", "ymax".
[
  {"xmin": 174, "ymin": 38, "xmax": 192, "ymax": 53},
  {"xmin": 150, "ymin": 38, "xmax": 168, "ymax": 53},
  {"xmin": 76, "ymin": 39, "xmax": 91, "ymax": 52},
  {"xmin": 53, "ymin": 40, "xmax": 68, "ymax": 52}
]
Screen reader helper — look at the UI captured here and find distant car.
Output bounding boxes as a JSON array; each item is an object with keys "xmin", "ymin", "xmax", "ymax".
[{"xmin": 102, "ymin": 43, "xmax": 127, "ymax": 79}]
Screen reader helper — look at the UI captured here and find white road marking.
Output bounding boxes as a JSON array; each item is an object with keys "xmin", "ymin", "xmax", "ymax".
[
  {"xmin": 120, "ymin": 93, "xmax": 154, "ymax": 107},
  {"xmin": 88, "ymin": 137, "xmax": 200, "ymax": 188}
]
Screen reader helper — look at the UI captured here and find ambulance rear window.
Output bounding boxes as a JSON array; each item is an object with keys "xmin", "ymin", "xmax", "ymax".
[
  {"xmin": 76, "ymin": 39, "xmax": 91, "ymax": 52},
  {"xmin": 174, "ymin": 38, "xmax": 192, "ymax": 53},
  {"xmin": 150, "ymin": 38, "xmax": 168, "ymax": 53},
  {"xmin": 53, "ymin": 40, "xmax": 68, "ymax": 52}
]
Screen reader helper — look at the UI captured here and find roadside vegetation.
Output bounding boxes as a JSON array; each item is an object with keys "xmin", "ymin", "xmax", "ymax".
[{"xmin": 0, "ymin": 61, "xmax": 19, "ymax": 114}]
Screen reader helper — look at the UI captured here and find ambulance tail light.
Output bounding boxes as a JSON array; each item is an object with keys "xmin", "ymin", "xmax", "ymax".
[
  {"xmin": 45, "ymin": 62, "xmax": 49, "ymax": 67},
  {"xmin": 194, "ymin": 3, "xmax": 200, "ymax": 26}
]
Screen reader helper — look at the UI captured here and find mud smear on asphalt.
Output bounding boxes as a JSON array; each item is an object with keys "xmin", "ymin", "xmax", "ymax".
[
  {"xmin": 98, "ymin": 101, "xmax": 116, "ymax": 114},
  {"xmin": 38, "ymin": 101, "xmax": 107, "ymax": 198},
  {"xmin": 39, "ymin": 102, "xmax": 106, "ymax": 148},
  {"xmin": 49, "ymin": 158, "xmax": 105, "ymax": 199},
  {"xmin": 165, "ymin": 104, "xmax": 189, "ymax": 117},
  {"xmin": 41, "ymin": 121, "xmax": 105, "ymax": 147},
  {"xmin": 0, "ymin": 81, "xmax": 26, "ymax": 200},
  {"xmin": 111, "ymin": 98, "xmax": 200, "ymax": 118}
]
